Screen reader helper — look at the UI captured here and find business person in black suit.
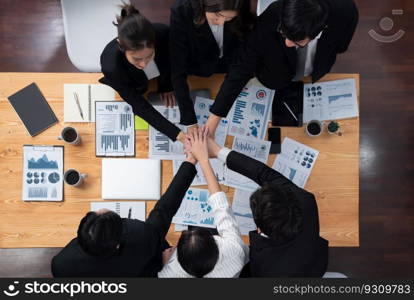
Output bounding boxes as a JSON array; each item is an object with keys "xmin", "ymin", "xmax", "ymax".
[
  {"xmin": 51, "ymin": 155, "xmax": 197, "ymax": 277},
  {"xmin": 100, "ymin": 4, "xmax": 186, "ymax": 143},
  {"xmin": 170, "ymin": 0, "xmax": 254, "ymax": 132},
  {"xmin": 206, "ymin": 0, "xmax": 358, "ymax": 134},
  {"xmin": 207, "ymin": 138, "xmax": 329, "ymax": 277}
]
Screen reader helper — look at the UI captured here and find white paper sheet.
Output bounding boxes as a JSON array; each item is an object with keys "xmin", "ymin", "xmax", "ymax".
[
  {"xmin": 227, "ymin": 83, "xmax": 274, "ymax": 140},
  {"xmin": 303, "ymin": 78, "xmax": 359, "ymax": 123},
  {"xmin": 194, "ymin": 96, "xmax": 229, "ymax": 146},
  {"xmin": 272, "ymin": 137, "xmax": 319, "ymax": 188},
  {"xmin": 96, "ymin": 101, "xmax": 135, "ymax": 156},
  {"xmin": 64, "ymin": 84, "xmax": 115, "ymax": 122},
  {"xmin": 173, "ymin": 158, "xmax": 226, "ymax": 186},
  {"xmin": 224, "ymin": 136, "xmax": 271, "ymax": 191},
  {"xmin": 172, "ymin": 188, "xmax": 215, "ymax": 228},
  {"xmin": 153, "ymin": 105, "xmax": 181, "ymax": 124},
  {"xmin": 232, "ymin": 189, "xmax": 257, "ymax": 235},
  {"xmin": 90, "ymin": 201, "xmax": 146, "ymax": 221},
  {"xmin": 22, "ymin": 145, "xmax": 63, "ymax": 201},
  {"xmin": 149, "ymin": 125, "xmax": 186, "ymax": 160}
]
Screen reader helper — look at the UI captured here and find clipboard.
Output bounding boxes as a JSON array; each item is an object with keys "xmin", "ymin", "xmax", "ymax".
[{"xmin": 22, "ymin": 145, "xmax": 64, "ymax": 201}]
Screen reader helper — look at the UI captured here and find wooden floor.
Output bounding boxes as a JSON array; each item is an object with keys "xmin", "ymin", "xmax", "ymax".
[{"xmin": 0, "ymin": 0, "xmax": 413, "ymax": 277}]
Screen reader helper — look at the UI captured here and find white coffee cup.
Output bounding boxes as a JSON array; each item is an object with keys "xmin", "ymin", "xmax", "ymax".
[
  {"xmin": 305, "ymin": 120, "xmax": 324, "ymax": 137},
  {"xmin": 64, "ymin": 169, "xmax": 87, "ymax": 187},
  {"xmin": 58, "ymin": 127, "xmax": 80, "ymax": 145}
]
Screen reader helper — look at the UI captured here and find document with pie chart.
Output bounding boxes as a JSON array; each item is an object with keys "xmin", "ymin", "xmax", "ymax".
[{"xmin": 22, "ymin": 145, "xmax": 64, "ymax": 201}]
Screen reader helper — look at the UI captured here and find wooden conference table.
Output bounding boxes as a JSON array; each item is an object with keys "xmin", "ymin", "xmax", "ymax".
[{"xmin": 0, "ymin": 73, "xmax": 359, "ymax": 248}]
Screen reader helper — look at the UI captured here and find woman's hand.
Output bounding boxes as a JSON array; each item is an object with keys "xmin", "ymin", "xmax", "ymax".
[
  {"xmin": 160, "ymin": 91, "xmax": 176, "ymax": 108},
  {"xmin": 188, "ymin": 126, "xmax": 209, "ymax": 163},
  {"xmin": 184, "ymin": 138, "xmax": 197, "ymax": 165}
]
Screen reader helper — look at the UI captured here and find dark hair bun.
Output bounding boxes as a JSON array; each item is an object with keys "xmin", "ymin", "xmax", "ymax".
[{"xmin": 118, "ymin": 3, "xmax": 140, "ymax": 23}]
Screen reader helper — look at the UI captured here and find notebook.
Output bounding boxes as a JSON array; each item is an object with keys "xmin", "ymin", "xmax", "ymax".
[
  {"xmin": 64, "ymin": 84, "xmax": 115, "ymax": 122},
  {"xmin": 8, "ymin": 83, "xmax": 58, "ymax": 136},
  {"xmin": 272, "ymin": 81, "xmax": 304, "ymax": 127},
  {"xmin": 90, "ymin": 201, "xmax": 146, "ymax": 221},
  {"xmin": 101, "ymin": 159, "xmax": 161, "ymax": 200}
]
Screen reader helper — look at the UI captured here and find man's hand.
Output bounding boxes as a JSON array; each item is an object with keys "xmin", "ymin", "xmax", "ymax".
[
  {"xmin": 176, "ymin": 131, "xmax": 187, "ymax": 144},
  {"xmin": 162, "ymin": 246, "xmax": 176, "ymax": 265},
  {"xmin": 186, "ymin": 124, "xmax": 199, "ymax": 135},
  {"xmin": 184, "ymin": 138, "xmax": 197, "ymax": 165},
  {"xmin": 205, "ymin": 114, "xmax": 221, "ymax": 138},
  {"xmin": 160, "ymin": 92, "xmax": 176, "ymax": 108}
]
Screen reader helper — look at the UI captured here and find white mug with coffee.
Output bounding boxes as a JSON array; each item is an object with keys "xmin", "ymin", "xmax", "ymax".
[
  {"xmin": 306, "ymin": 120, "xmax": 324, "ymax": 137},
  {"xmin": 58, "ymin": 127, "xmax": 80, "ymax": 145},
  {"xmin": 64, "ymin": 169, "xmax": 87, "ymax": 187}
]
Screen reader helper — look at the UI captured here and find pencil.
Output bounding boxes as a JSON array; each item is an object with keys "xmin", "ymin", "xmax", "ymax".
[{"xmin": 73, "ymin": 92, "xmax": 84, "ymax": 120}]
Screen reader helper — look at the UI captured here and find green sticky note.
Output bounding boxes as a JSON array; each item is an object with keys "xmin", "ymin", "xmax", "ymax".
[{"xmin": 135, "ymin": 115, "xmax": 149, "ymax": 130}]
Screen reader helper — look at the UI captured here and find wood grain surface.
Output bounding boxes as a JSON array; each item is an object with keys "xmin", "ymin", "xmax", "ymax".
[{"xmin": 0, "ymin": 72, "xmax": 359, "ymax": 248}]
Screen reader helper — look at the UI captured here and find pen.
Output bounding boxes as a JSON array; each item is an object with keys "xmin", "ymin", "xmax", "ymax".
[
  {"xmin": 73, "ymin": 92, "xmax": 84, "ymax": 120},
  {"xmin": 128, "ymin": 207, "xmax": 132, "ymax": 219},
  {"xmin": 283, "ymin": 101, "xmax": 298, "ymax": 121}
]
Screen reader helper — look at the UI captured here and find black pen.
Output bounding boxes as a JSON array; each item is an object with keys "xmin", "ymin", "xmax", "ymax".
[{"xmin": 128, "ymin": 207, "xmax": 132, "ymax": 219}]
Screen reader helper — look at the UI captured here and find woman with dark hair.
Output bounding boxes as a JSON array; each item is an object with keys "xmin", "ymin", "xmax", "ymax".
[
  {"xmin": 170, "ymin": 0, "xmax": 255, "ymax": 134},
  {"xmin": 158, "ymin": 127, "xmax": 248, "ymax": 278},
  {"xmin": 100, "ymin": 3, "xmax": 187, "ymax": 143}
]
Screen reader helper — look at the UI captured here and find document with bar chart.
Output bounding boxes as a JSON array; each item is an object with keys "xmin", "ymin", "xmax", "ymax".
[
  {"xmin": 22, "ymin": 145, "xmax": 64, "ymax": 201},
  {"xmin": 149, "ymin": 125, "xmax": 186, "ymax": 160},
  {"xmin": 172, "ymin": 188, "xmax": 215, "ymax": 228},
  {"xmin": 95, "ymin": 101, "xmax": 135, "ymax": 157},
  {"xmin": 224, "ymin": 136, "xmax": 271, "ymax": 191},
  {"xmin": 227, "ymin": 83, "xmax": 274, "ymax": 140}
]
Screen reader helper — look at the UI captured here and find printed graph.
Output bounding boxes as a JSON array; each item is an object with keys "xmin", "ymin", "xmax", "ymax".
[
  {"xmin": 28, "ymin": 154, "xmax": 58, "ymax": 169},
  {"xmin": 101, "ymin": 135, "xmax": 131, "ymax": 151}
]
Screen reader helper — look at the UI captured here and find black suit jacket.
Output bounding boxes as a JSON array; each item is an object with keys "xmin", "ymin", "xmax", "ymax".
[
  {"xmin": 226, "ymin": 151, "xmax": 328, "ymax": 277},
  {"xmin": 210, "ymin": 0, "xmax": 358, "ymax": 118},
  {"xmin": 51, "ymin": 162, "xmax": 197, "ymax": 277},
  {"xmin": 99, "ymin": 23, "xmax": 180, "ymax": 141},
  {"xmin": 170, "ymin": 0, "xmax": 243, "ymax": 125}
]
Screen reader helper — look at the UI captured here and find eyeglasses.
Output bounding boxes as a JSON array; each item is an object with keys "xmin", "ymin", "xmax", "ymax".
[{"xmin": 277, "ymin": 26, "xmax": 309, "ymax": 48}]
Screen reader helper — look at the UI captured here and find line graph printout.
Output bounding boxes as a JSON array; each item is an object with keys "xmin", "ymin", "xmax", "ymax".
[
  {"xmin": 224, "ymin": 136, "xmax": 271, "ymax": 191},
  {"xmin": 96, "ymin": 101, "xmax": 135, "ymax": 156},
  {"xmin": 22, "ymin": 145, "xmax": 63, "ymax": 201},
  {"xmin": 232, "ymin": 189, "xmax": 257, "ymax": 235},
  {"xmin": 272, "ymin": 137, "xmax": 319, "ymax": 188},
  {"xmin": 227, "ymin": 83, "xmax": 274, "ymax": 140},
  {"xmin": 303, "ymin": 78, "xmax": 358, "ymax": 123},
  {"xmin": 172, "ymin": 188, "xmax": 216, "ymax": 228}
]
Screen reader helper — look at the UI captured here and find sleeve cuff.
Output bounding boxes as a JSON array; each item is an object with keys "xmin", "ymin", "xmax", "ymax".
[
  {"xmin": 218, "ymin": 148, "xmax": 231, "ymax": 163},
  {"xmin": 208, "ymin": 191, "xmax": 229, "ymax": 210}
]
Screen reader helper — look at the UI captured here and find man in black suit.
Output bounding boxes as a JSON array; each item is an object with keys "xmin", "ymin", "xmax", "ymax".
[
  {"xmin": 51, "ymin": 157, "xmax": 197, "ymax": 277},
  {"xmin": 207, "ymin": 138, "xmax": 328, "ymax": 277},
  {"xmin": 206, "ymin": 0, "xmax": 358, "ymax": 134}
]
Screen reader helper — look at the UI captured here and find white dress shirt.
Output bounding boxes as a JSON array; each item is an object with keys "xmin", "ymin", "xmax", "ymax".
[
  {"xmin": 293, "ymin": 31, "xmax": 323, "ymax": 81},
  {"xmin": 209, "ymin": 23, "xmax": 224, "ymax": 58},
  {"xmin": 143, "ymin": 60, "xmax": 160, "ymax": 80},
  {"xmin": 158, "ymin": 191, "xmax": 248, "ymax": 278}
]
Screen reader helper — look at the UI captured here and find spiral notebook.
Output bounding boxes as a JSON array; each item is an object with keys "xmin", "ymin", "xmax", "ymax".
[{"xmin": 64, "ymin": 84, "xmax": 115, "ymax": 122}]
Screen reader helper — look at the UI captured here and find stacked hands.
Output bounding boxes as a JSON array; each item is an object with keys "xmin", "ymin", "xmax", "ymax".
[{"xmin": 182, "ymin": 126, "xmax": 221, "ymax": 165}]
